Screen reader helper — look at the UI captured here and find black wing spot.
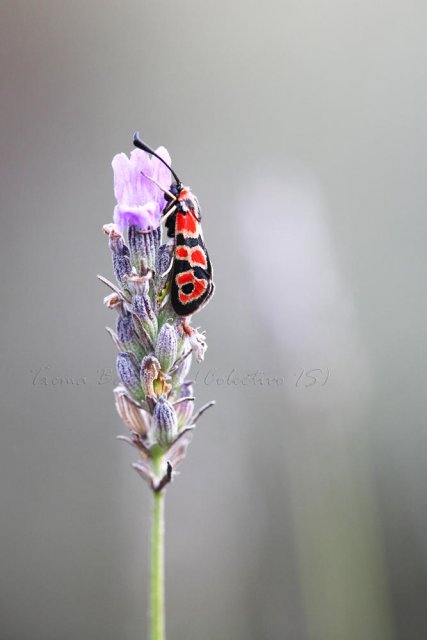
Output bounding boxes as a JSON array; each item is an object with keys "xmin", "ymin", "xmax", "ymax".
[{"xmin": 181, "ymin": 282, "xmax": 194, "ymax": 295}]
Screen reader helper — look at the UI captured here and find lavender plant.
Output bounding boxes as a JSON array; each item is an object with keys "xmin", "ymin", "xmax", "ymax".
[{"xmin": 99, "ymin": 140, "xmax": 214, "ymax": 640}]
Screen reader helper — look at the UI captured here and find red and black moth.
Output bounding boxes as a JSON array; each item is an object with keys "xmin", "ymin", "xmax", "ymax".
[{"xmin": 133, "ymin": 133, "xmax": 215, "ymax": 317}]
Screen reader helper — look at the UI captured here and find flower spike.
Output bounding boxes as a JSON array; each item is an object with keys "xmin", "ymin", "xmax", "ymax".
[{"xmin": 100, "ymin": 134, "xmax": 215, "ymax": 494}]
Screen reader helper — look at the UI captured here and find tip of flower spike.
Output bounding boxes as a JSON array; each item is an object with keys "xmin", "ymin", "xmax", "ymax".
[{"xmin": 112, "ymin": 138, "xmax": 173, "ymax": 233}]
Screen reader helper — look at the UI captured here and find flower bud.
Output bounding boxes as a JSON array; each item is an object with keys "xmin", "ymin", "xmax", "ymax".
[
  {"xmin": 155, "ymin": 243, "xmax": 174, "ymax": 287},
  {"xmin": 155, "ymin": 323, "xmax": 178, "ymax": 373},
  {"xmin": 114, "ymin": 387, "xmax": 150, "ymax": 436},
  {"xmin": 104, "ymin": 227, "xmax": 132, "ymax": 285},
  {"xmin": 117, "ymin": 312, "xmax": 145, "ymax": 359},
  {"xmin": 128, "ymin": 226, "xmax": 161, "ymax": 274},
  {"xmin": 141, "ymin": 355, "xmax": 161, "ymax": 397},
  {"xmin": 117, "ymin": 311, "xmax": 134, "ymax": 344},
  {"xmin": 112, "ymin": 247, "xmax": 132, "ymax": 285},
  {"xmin": 116, "ymin": 352, "xmax": 144, "ymax": 402},
  {"xmin": 152, "ymin": 397, "xmax": 178, "ymax": 448},
  {"xmin": 132, "ymin": 293, "xmax": 158, "ymax": 342},
  {"xmin": 174, "ymin": 381, "xmax": 194, "ymax": 428},
  {"xmin": 132, "ymin": 293, "xmax": 155, "ymax": 321}
]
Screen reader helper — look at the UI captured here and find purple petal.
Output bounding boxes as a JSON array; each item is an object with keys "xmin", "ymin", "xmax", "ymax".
[
  {"xmin": 113, "ymin": 202, "xmax": 161, "ymax": 234},
  {"xmin": 112, "ymin": 145, "xmax": 172, "ymax": 232}
]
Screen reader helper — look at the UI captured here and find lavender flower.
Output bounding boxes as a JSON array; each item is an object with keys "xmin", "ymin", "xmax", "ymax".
[
  {"xmin": 100, "ymin": 139, "xmax": 214, "ymax": 493},
  {"xmin": 153, "ymin": 398, "xmax": 178, "ymax": 448},
  {"xmin": 112, "ymin": 145, "xmax": 172, "ymax": 233}
]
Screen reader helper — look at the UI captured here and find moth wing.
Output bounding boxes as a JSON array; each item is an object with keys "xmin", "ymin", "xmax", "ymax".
[{"xmin": 171, "ymin": 236, "xmax": 213, "ymax": 316}]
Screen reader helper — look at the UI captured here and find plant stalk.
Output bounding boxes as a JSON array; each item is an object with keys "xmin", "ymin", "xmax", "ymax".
[{"xmin": 150, "ymin": 461, "xmax": 165, "ymax": 640}]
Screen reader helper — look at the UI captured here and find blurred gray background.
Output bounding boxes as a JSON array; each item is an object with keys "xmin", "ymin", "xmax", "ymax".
[{"xmin": 1, "ymin": 1, "xmax": 426, "ymax": 639}]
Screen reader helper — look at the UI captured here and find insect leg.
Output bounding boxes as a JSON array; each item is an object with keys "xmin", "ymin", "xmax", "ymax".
[
  {"xmin": 159, "ymin": 205, "xmax": 177, "ymax": 226},
  {"xmin": 160, "ymin": 254, "xmax": 175, "ymax": 278}
]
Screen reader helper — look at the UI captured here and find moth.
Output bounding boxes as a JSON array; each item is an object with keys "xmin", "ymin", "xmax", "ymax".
[{"xmin": 133, "ymin": 133, "xmax": 215, "ymax": 317}]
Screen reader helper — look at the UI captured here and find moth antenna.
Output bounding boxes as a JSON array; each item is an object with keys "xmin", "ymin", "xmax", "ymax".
[
  {"xmin": 140, "ymin": 170, "xmax": 177, "ymax": 202},
  {"xmin": 133, "ymin": 132, "xmax": 181, "ymax": 187}
]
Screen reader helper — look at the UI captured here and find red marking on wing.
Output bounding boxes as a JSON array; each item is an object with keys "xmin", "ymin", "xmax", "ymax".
[
  {"xmin": 176, "ymin": 272, "xmax": 194, "ymax": 286},
  {"xmin": 178, "ymin": 278, "xmax": 208, "ymax": 304},
  {"xmin": 176, "ymin": 212, "xmax": 198, "ymax": 235},
  {"xmin": 176, "ymin": 270, "xmax": 208, "ymax": 304},
  {"xmin": 175, "ymin": 246, "xmax": 189, "ymax": 260},
  {"xmin": 175, "ymin": 246, "xmax": 207, "ymax": 268},
  {"xmin": 190, "ymin": 248, "xmax": 207, "ymax": 268}
]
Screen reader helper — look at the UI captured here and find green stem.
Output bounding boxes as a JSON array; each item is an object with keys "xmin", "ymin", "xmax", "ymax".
[{"xmin": 150, "ymin": 460, "xmax": 165, "ymax": 640}]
